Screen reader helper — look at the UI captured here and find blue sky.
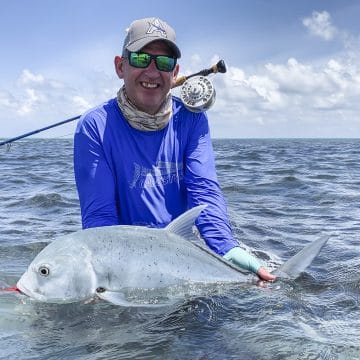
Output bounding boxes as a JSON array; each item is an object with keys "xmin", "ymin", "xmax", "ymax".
[{"xmin": 1, "ymin": 0, "xmax": 360, "ymax": 138}]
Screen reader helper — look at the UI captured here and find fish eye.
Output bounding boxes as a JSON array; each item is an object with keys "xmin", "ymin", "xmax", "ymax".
[{"xmin": 38, "ymin": 266, "xmax": 50, "ymax": 276}]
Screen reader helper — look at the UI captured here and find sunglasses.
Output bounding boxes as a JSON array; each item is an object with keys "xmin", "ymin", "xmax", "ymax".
[{"xmin": 126, "ymin": 51, "xmax": 177, "ymax": 72}]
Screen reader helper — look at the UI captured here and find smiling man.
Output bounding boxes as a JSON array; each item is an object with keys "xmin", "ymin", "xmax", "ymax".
[{"xmin": 73, "ymin": 17, "xmax": 275, "ymax": 281}]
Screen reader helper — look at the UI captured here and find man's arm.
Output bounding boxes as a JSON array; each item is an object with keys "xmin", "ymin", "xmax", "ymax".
[
  {"xmin": 183, "ymin": 112, "xmax": 275, "ymax": 281},
  {"xmin": 184, "ymin": 111, "xmax": 238, "ymax": 255},
  {"xmin": 73, "ymin": 113, "xmax": 119, "ymax": 229}
]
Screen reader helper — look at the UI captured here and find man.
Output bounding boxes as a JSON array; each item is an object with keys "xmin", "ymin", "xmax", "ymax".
[{"xmin": 74, "ymin": 17, "xmax": 275, "ymax": 281}]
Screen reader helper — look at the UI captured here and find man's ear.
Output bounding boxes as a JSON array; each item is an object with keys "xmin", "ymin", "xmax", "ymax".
[
  {"xmin": 173, "ymin": 63, "xmax": 180, "ymax": 79},
  {"xmin": 171, "ymin": 63, "xmax": 180, "ymax": 88},
  {"xmin": 114, "ymin": 56, "xmax": 124, "ymax": 79}
]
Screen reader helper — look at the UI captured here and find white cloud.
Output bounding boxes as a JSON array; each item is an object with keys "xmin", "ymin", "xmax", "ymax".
[
  {"xmin": 302, "ymin": 11, "xmax": 337, "ymax": 41},
  {"xmin": 18, "ymin": 69, "xmax": 45, "ymax": 86},
  {"xmin": 72, "ymin": 95, "xmax": 92, "ymax": 113},
  {"xmin": 0, "ymin": 68, "xmax": 122, "ymax": 137},
  {"xmin": 0, "ymin": 90, "xmax": 17, "ymax": 109},
  {"xmin": 208, "ymin": 52, "xmax": 360, "ymax": 137},
  {"xmin": 265, "ymin": 58, "xmax": 328, "ymax": 94},
  {"xmin": 247, "ymin": 75, "xmax": 284, "ymax": 109},
  {"xmin": 17, "ymin": 88, "xmax": 47, "ymax": 115}
]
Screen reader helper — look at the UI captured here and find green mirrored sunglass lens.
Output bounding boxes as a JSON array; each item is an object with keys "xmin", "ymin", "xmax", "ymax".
[
  {"xmin": 130, "ymin": 53, "xmax": 150, "ymax": 67},
  {"xmin": 156, "ymin": 56, "xmax": 175, "ymax": 71}
]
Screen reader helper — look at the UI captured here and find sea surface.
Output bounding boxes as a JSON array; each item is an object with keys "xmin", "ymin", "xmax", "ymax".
[{"xmin": 0, "ymin": 138, "xmax": 359, "ymax": 359}]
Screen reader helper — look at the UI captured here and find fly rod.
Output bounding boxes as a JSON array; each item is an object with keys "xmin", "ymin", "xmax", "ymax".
[
  {"xmin": 0, "ymin": 115, "xmax": 81, "ymax": 147},
  {"xmin": 0, "ymin": 60, "xmax": 227, "ymax": 147}
]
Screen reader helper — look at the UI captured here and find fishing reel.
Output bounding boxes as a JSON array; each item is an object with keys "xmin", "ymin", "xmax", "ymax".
[
  {"xmin": 175, "ymin": 59, "xmax": 227, "ymax": 113},
  {"xmin": 180, "ymin": 76, "xmax": 216, "ymax": 113}
]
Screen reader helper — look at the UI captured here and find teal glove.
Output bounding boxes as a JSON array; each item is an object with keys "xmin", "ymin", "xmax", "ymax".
[{"xmin": 223, "ymin": 247, "xmax": 262, "ymax": 274}]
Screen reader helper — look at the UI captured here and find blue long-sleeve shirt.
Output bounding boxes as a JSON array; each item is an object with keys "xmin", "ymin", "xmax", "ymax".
[{"xmin": 73, "ymin": 96, "xmax": 239, "ymax": 255}]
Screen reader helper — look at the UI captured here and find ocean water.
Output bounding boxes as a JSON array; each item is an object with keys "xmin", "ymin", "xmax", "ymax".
[{"xmin": 0, "ymin": 138, "xmax": 359, "ymax": 359}]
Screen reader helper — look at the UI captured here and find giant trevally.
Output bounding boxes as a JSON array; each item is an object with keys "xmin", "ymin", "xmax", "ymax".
[{"xmin": 16, "ymin": 205, "xmax": 328, "ymax": 306}]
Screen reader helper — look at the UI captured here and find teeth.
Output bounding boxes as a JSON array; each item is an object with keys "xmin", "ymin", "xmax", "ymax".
[{"xmin": 141, "ymin": 82, "xmax": 158, "ymax": 89}]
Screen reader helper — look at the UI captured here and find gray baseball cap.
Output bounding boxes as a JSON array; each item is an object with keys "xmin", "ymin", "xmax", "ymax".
[{"xmin": 122, "ymin": 17, "xmax": 181, "ymax": 58}]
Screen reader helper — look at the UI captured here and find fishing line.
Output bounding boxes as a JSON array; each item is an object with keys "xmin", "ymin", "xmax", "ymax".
[{"xmin": 0, "ymin": 286, "xmax": 20, "ymax": 293}]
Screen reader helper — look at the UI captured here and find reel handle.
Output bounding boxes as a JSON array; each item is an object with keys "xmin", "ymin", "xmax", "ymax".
[{"xmin": 173, "ymin": 75, "xmax": 188, "ymax": 88}]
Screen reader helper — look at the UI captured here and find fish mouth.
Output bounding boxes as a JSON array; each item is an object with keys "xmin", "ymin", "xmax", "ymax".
[
  {"xmin": 16, "ymin": 281, "xmax": 93, "ymax": 304},
  {"xmin": 16, "ymin": 283, "xmax": 31, "ymax": 297},
  {"xmin": 16, "ymin": 281, "xmax": 47, "ymax": 301}
]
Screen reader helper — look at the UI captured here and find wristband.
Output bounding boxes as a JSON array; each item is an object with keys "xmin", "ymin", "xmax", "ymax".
[{"xmin": 223, "ymin": 247, "xmax": 262, "ymax": 274}]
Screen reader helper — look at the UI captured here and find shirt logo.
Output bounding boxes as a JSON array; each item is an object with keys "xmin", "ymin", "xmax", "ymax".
[
  {"xmin": 129, "ymin": 161, "xmax": 183, "ymax": 189},
  {"xmin": 146, "ymin": 18, "xmax": 167, "ymax": 38}
]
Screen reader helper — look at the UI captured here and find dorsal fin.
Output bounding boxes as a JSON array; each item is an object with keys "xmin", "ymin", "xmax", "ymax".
[{"xmin": 165, "ymin": 205, "xmax": 207, "ymax": 240}]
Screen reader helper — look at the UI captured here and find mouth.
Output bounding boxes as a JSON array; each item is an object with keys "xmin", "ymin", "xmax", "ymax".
[
  {"xmin": 16, "ymin": 282, "xmax": 30, "ymax": 297},
  {"xmin": 16, "ymin": 281, "xmax": 46, "ymax": 301},
  {"xmin": 140, "ymin": 81, "xmax": 160, "ymax": 89}
]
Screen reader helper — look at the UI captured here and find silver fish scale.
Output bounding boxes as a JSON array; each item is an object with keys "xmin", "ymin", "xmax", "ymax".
[{"xmin": 71, "ymin": 225, "xmax": 245, "ymax": 290}]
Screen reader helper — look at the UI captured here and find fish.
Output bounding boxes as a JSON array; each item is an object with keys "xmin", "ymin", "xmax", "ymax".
[{"xmin": 16, "ymin": 205, "xmax": 329, "ymax": 306}]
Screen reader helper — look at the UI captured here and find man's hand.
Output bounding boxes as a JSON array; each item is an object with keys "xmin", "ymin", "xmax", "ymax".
[{"xmin": 257, "ymin": 267, "xmax": 276, "ymax": 282}]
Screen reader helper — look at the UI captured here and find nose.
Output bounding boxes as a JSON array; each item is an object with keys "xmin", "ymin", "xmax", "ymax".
[{"xmin": 144, "ymin": 59, "xmax": 159, "ymax": 76}]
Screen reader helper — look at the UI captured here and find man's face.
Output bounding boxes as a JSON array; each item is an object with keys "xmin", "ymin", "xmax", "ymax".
[{"xmin": 115, "ymin": 41, "xmax": 179, "ymax": 115}]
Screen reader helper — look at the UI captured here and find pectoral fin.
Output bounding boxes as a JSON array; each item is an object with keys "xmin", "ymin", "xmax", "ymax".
[
  {"xmin": 96, "ymin": 289, "xmax": 138, "ymax": 306},
  {"xmin": 96, "ymin": 288, "xmax": 173, "ymax": 307}
]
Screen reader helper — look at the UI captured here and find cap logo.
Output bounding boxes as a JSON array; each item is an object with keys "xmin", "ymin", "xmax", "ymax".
[{"xmin": 146, "ymin": 18, "xmax": 167, "ymax": 38}]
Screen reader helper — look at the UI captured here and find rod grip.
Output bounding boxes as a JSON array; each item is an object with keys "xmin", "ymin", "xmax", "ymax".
[{"xmin": 172, "ymin": 75, "xmax": 188, "ymax": 88}]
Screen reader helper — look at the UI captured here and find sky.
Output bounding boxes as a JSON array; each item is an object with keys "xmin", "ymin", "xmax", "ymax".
[{"xmin": 1, "ymin": 0, "xmax": 360, "ymax": 139}]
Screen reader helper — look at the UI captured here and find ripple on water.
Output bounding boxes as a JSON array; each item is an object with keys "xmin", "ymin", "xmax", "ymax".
[{"xmin": 0, "ymin": 138, "xmax": 359, "ymax": 359}]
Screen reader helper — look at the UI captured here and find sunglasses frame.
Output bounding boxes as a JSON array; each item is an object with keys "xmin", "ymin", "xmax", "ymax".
[{"xmin": 126, "ymin": 51, "xmax": 177, "ymax": 72}]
